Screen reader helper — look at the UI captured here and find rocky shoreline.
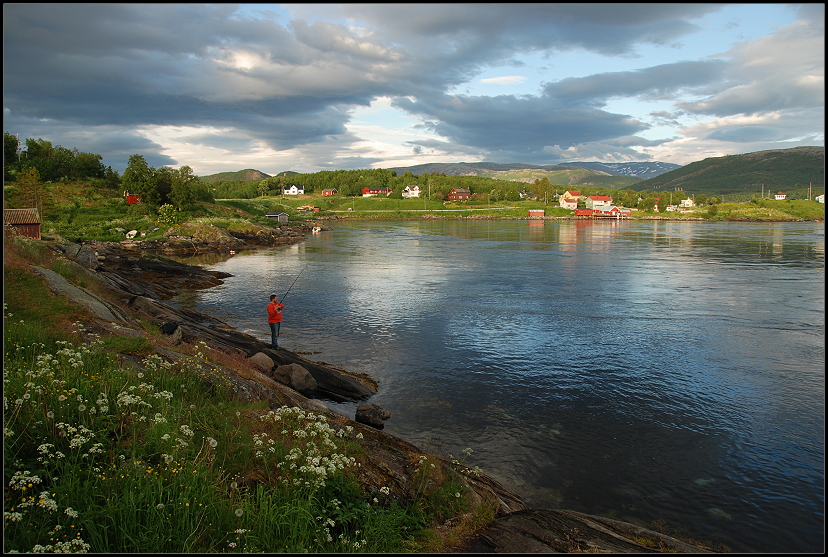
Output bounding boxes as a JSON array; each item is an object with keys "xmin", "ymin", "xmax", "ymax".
[{"xmin": 34, "ymin": 232, "xmax": 722, "ymax": 552}]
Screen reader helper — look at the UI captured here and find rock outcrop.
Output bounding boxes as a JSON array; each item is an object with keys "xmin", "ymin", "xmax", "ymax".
[
  {"xmin": 454, "ymin": 509, "xmax": 715, "ymax": 553},
  {"xmin": 355, "ymin": 403, "xmax": 392, "ymax": 428},
  {"xmin": 47, "ymin": 237, "xmax": 375, "ymax": 402}
]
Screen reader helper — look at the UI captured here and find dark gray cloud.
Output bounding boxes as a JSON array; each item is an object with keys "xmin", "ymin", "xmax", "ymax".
[
  {"xmin": 542, "ymin": 60, "xmax": 730, "ymax": 106},
  {"xmin": 393, "ymin": 93, "xmax": 646, "ymax": 155},
  {"xmin": 2, "ymin": 4, "xmax": 822, "ymax": 171}
]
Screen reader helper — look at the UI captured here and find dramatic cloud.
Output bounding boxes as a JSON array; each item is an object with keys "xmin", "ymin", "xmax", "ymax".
[{"xmin": 2, "ymin": 3, "xmax": 823, "ymax": 173}]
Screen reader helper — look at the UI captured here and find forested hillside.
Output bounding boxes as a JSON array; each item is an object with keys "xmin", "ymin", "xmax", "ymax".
[
  {"xmin": 199, "ymin": 169, "xmax": 271, "ymax": 183},
  {"xmin": 636, "ymin": 146, "xmax": 824, "ymax": 198}
]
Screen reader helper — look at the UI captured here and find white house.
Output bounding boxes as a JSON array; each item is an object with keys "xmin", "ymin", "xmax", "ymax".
[
  {"xmin": 816, "ymin": 194, "xmax": 825, "ymax": 204},
  {"xmin": 559, "ymin": 197, "xmax": 578, "ymax": 210},
  {"xmin": 283, "ymin": 185, "xmax": 305, "ymax": 195},
  {"xmin": 402, "ymin": 185, "xmax": 421, "ymax": 198},
  {"xmin": 585, "ymin": 195, "xmax": 613, "ymax": 211},
  {"xmin": 774, "ymin": 191, "xmax": 787, "ymax": 200},
  {"xmin": 680, "ymin": 198, "xmax": 696, "ymax": 208}
]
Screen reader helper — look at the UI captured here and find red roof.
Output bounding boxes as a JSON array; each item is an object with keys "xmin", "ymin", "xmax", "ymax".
[
  {"xmin": 589, "ymin": 195, "xmax": 612, "ymax": 201},
  {"xmin": 4, "ymin": 208, "xmax": 41, "ymax": 224}
]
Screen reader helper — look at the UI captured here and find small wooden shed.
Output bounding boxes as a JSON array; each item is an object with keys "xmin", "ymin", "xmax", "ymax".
[
  {"xmin": 266, "ymin": 212, "xmax": 289, "ymax": 224},
  {"xmin": 4, "ymin": 208, "xmax": 42, "ymax": 239}
]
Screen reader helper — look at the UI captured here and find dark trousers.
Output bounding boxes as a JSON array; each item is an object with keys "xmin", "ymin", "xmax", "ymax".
[{"xmin": 269, "ymin": 322, "xmax": 281, "ymax": 348}]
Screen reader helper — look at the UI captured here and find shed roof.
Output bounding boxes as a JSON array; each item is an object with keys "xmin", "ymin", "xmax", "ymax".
[{"xmin": 4, "ymin": 208, "xmax": 41, "ymax": 225}]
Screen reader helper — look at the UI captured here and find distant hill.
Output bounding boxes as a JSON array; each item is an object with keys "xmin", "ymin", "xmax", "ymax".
[
  {"xmin": 560, "ymin": 161, "xmax": 682, "ymax": 179},
  {"xmin": 199, "ymin": 169, "xmax": 270, "ymax": 183},
  {"xmin": 388, "ymin": 161, "xmax": 678, "ymax": 179},
  {"xmin": 635, "ymin": 146, "xmax": 825, "ymax": 196}
]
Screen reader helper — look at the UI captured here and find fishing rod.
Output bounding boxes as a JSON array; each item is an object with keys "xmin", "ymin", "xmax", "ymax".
[{"xmin": 281, "ymin": 261, "xmax": 311, "ymax": 302}]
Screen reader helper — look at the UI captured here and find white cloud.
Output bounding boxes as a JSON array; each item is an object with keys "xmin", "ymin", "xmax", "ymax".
[{"xmin": 480, "ymin": 75, "xmax": 526, "ymax": 85}]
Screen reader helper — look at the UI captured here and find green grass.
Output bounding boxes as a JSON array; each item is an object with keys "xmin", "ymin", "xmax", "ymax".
[{"xmin": 3, "ymin": 232, "xmax": 480, "ymax": 553}]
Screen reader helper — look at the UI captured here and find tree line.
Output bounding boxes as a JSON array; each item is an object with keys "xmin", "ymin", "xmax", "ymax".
[
  {"xmin": 1, "ymin": 132, "xmax": 729, "ymax": 213},
  {"xmin": 4, "ymin": 132, "xmax": 119, "ymax": 186}
]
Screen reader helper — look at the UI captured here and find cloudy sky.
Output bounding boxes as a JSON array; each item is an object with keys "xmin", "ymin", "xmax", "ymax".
[{"xmin": 3, "ymin": 3, "xmax": 824, "ymax": 176}]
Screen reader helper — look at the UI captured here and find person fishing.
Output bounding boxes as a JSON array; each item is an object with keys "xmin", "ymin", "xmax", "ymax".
[
  {"xmin": 269, "ymin": 261, "xmax": 309, "ymax": 349},
  {"xmin": 267, "ymin": 294, "xmax": 284, "ymax": 349}
]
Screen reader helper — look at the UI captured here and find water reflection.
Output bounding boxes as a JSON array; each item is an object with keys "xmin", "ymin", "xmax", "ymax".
[{"xmin": 183, "ymin": 220, "xmax": 824, "ymax": 553}]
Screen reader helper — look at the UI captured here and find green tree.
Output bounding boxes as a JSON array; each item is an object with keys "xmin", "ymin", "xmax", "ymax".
[
  {"xmin": 122, "ymin": 155, "xmax": 158, "ymax": 205},
  {"xmin": 695, "ymin": 194, "xmax": 707, "ymax": 206},
  {"xmin": 4, "ymin": 132, "xmax": 20, "ymax": 180},
  {"xmin": 15, "ymin": 167, "xmax": 44, "ymax": 213},
  {"xmin": 169, "ymin": 166, "xmax": 197, "ymax": 209},
  {"xmin": 616, "ymin": 189, "xmax": 639, "ymax": 208},
  {"xmin": 637, "ymin": 197, "xmax": 656, "ymax": 212},
  {"xmin": 74, "ymin": 151, "xmax": 106, "ymax": 179}
]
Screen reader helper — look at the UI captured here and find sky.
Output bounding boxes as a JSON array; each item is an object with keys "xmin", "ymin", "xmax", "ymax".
[{"xmin": 3, "ymin": 3, "xmax": 824, "ymax": 176}]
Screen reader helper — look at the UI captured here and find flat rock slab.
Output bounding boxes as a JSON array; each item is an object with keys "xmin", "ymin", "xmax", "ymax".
[{"xmin": 455, "ymin": 509, "xmax": 715, "ymax": 553}]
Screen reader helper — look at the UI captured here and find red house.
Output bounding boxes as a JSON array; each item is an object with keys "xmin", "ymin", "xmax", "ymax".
[
  {"xmin": 362, "ymin": 187, "xmax": 392, "ymax": 197},
  {"xmin": 447, "ymin": 188, "xmax": 471, "ymax": 201},
  {"xmin": 125, "ymin": 191, "xmax": 141, "ymax": 205},
  {"xmin": 322, "ymin": 189, "xmax": 338, "ymax": 196},
  {"xmin": 4, "ymin": 208, "xmax": 42, "ymax": 239}
]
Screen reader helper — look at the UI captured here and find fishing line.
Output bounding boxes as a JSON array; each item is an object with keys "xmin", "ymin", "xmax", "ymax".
[{"xmin": 281, "ymin": 261, "xmax": 311, "ymax": 301}]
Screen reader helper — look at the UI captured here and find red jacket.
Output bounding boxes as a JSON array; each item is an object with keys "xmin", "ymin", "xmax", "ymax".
[{"xmin": 267, "ymin": 301, "xmax": 284, "ymax": 323}]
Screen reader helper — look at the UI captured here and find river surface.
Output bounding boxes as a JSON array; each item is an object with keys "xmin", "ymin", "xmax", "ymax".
[{"xmin": 174, "ymin": 219, "xmax": 824, "ymax": 552}]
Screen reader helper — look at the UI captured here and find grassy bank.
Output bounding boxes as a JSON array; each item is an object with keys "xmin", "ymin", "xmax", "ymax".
[
  {"xmin": 3, "ymin": 232, "xmax": 489, "ymax": 553},
  {"xmin": 7, "ymin": 176, "xmax": 822, "ymax": 243}
]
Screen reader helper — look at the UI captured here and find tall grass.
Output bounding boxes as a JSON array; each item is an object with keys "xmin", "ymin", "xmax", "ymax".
[
  {"xmin": 4, "ymin": 313, "xmax": 467, "ymax": 552},
  {"xmin": 3, "ymin": 232, "xmax": 480, "ymax": 552}
]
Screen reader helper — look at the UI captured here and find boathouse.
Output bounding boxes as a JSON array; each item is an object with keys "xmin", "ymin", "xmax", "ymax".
[
  {"xmin": 266, "ymin": 212, "xmax": 289, "ymax": 224},
  {"xmin": 528, "ymin": 209, "xmax": 545, "ymax": 218},
  {"xmin": 4, "ymin": 208, "xmax": 42, "ymax": 239}
]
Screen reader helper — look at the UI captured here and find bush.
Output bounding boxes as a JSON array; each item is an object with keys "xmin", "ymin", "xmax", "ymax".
[{"xmin": 156, "ymin": 204, "xmax": 180, "ymax": 225}]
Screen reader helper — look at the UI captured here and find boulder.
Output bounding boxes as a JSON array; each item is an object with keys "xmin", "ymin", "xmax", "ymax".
[
  {"xmin": 273, "ymin": 363, "xmax": 317, "ymax": 396},
  {"xmin": 73, "ymin": 244, "xmax": 100, "ymax": 270},
  {"xmin": 159, "ymin": 321, "xmax": 179, "ymax": 334},
  {"xmin": 248, "ymin": 352, "xmax": 274, "ymax": 373},
  {"xmin": 355, "ymin": 403, "xmax": 391, "ymax": 429}
]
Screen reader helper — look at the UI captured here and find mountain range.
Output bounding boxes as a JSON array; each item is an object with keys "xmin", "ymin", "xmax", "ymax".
[
  {"xmin": 386, "ymin": 161, "xmax": 680, "ymax": 179},
  {"xmin": 200, "ymin": 146, "xmax": 824, "ymax": 197}
]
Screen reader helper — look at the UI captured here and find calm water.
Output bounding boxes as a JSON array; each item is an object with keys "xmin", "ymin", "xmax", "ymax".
[{"xmin": 176, "ymin": 219, "xmax": 824, "ymax": 552}]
